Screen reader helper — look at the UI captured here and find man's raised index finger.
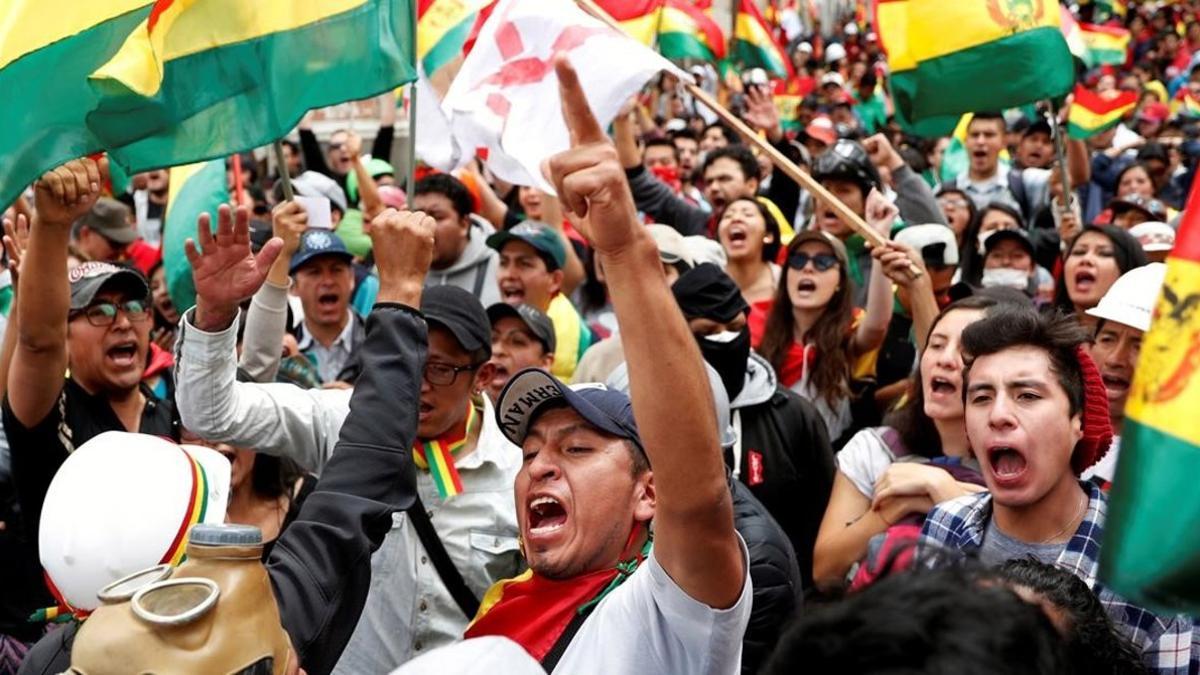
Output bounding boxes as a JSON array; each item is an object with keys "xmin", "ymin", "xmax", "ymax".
[{"xmin": 555, "ymin": 56, "xmax": 604, "ymax": 145}]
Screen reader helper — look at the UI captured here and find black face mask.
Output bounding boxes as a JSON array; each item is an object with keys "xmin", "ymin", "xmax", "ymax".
[{"xmin": 697, "ymin": 326, "xmax": 751, "ymax": 401}]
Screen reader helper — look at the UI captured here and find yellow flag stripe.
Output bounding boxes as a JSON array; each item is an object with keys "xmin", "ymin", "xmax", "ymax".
[
  {"xmin": 876, "ymin": 0, "xmax": 915, "ymax": 72},
  {"xmin": 1125, "ymin": 257, "xmax": 1200, "ymax": 448},
  {"xmin": 1069, "ymin": 103, "xmax": 1133, "ymax": 130},
  {"xmin": 93, "ymin": 0, "xmax": 369, "ymax": 96},
  {"xmin": 0, "ymin": 0, "xmax": 150, "ymax": 71},
  {"xmin": 417, "ymin": 0, "xmax": 489, "ymax": 60},
  {"xmin": 907, "ymin": 0, "xmax": 1062, "ymax": 63},
  {"xmin": 619, "ymin": 12, "xmax": 661, "ymax": 46}
]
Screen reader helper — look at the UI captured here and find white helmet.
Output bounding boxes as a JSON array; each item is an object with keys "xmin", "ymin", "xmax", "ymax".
[
  {"xmin": 1085, "ymin": 263, "xmax": 1167, "ymax": 332},
  {"xmin": 39, "ymin": 432, "xmax": 231, "ymax": 611},
  {"xmin": 825, "ymin": 42, "xmax": 847, "ymax": 64}
]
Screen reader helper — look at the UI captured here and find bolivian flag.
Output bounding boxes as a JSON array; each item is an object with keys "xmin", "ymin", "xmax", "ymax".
[
  {"xmin": 162, "ymin": 160, "xmax": 228, "ymax": 312},
  {"xmin": 1068, "ymin": 85, "xmax": 1137, "ymax": 139},
  {"xmin": 1101, "ymin": 178, "xmax": 1200, "ymax": 614},
  {"xmin": 884, "ymin": 0, "xmax": 1074, "ymax": 128},
  {"xmin": 418, "ymin": 0, "xmax": 493, "ymax": 76},
  {"xmin": 658, "ymin": 0, "xmax": 726, "ymax": 62},
  {"xmin": 731, "ymin": 0, "xmax": 793, "ymax": 79},
  {"xmin": 1079, "ymin": 22, "xmax": 1130, "ymax": 66},
  {"xmin": 594, "ymin": 0, "xmax": 664, "ymax": 47},
  {"xmin": 0, "ymin": 1, "xmax": 153, "ymax": 210},
  {"xmin": 87, "ymin": 0, "xmax": 417, "ymax": 175}
]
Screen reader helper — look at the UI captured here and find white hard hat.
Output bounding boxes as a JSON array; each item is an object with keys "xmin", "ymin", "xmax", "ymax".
[
  {"xmin": 1085, "ymin": 262, "xmax": 1167, "ymax": 332},
  {"xmin": 1129, "ymin": 221, "xmax": 1176, "ymax": 253},
  {"xmin": 844, "ymin": 22, "xmax": 859, "ymax": 36},
  {"xmin": 825, "ymin": 43, "xmax": 847, "ymax": 63},
  {"xmin": 39, "ymin": 432, "xmax": 231, "ymax": 611}
]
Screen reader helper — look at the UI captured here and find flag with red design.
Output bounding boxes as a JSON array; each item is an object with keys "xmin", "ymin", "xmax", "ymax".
[{"xmin": 440, "ymin": 0, "xmax": 687, "ymax": 191}]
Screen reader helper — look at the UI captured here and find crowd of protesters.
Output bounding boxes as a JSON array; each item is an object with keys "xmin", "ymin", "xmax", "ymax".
[{"xmin": 2, "ymin": 2, "xmax": 1200, "ymax": 674}]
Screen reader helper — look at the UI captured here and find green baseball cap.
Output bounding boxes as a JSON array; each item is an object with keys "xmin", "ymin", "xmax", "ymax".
[{"xmin": 486, "ymin": 221, "xmax": 567, "ymax": 271}]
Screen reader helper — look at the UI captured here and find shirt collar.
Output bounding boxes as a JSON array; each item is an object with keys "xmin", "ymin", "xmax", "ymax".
[
  {"xmin": 297, "ymin": 311, "xmax": 355, "ymax": 351},
  {"xmin": 959, "ymin": 169, "xmax": 1008, "ymax": 192},
  {"xmin": 455, "ymin": 395, "xmax": 520, "ymax": 472}
]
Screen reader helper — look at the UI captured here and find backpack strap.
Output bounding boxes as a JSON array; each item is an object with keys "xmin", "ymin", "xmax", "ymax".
[
  {"xmin": 1007, "ymin": 169, "xmax": 1032, "ymax": 223},
  {"xmin": 407, "ymin": 495, "xmax": 481, "ymax": 620}
]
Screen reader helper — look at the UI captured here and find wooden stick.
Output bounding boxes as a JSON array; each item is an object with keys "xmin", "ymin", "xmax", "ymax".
[
  {"xmin": 575, "ymin": 0, "xmax": 918, "ymax": 276},
  {"xmin": 272, "ymin": 140, "xmax": 294, "ymax": 201}
]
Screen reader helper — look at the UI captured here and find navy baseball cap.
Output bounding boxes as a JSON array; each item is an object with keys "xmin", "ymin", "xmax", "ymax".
[
  {"xmin": 289, "ymin": 229, "xmax": 354, "ymax": 274},
  {"xmin": 486, "ymin": 222, "xmax": 567, "ymax": 271},
  {"xmin": 495, "ymin": 368, "xmax": 642, "ymax": 451}
]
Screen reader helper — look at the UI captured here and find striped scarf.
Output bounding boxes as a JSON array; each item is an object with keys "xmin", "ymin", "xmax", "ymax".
[{"xmin": 412, "ymin": 402, "xmax": 478, "ymax": 499}]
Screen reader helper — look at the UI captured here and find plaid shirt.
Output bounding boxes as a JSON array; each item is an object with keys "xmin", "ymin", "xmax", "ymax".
[{"xmin": 921, "ymin": 481, "xmax": 1199, "ymax": 674}]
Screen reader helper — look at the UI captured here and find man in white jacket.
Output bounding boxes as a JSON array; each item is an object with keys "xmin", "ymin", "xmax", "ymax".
[{"xmin": 174, "ymin": 205, "xmax": 522, "ymax": 674}]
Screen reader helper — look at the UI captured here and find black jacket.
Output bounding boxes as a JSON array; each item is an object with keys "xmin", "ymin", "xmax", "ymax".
[
  {"xmin": 731, "ymin": 477, "xmax": 803, "ymax": 675},
  {"xmin": 731, "ymin": 354, "xmax": 836, "ymax": 590},
  {"xmin": 19, "ymin": 304, "xmax": 426, "ymax": 675}
]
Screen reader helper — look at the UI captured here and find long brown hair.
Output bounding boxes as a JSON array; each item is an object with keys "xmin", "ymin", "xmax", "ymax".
[{"xmin": 759, "ymin": 234, "xmax": 854, "ymax": 407}]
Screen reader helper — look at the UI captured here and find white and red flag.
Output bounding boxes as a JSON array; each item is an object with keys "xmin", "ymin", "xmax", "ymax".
[{"xmin": 441, "ymin": 0, "xmax": 688, "ymax": 191}]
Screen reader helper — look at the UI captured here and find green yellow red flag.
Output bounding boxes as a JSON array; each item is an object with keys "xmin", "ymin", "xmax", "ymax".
[
  {"xmin": 1101, "ymin": 175, "xmax": 1200, "ymax": 614},
  {"xmin": 657, "ymin": 0, "xmax": 726, "ymax": 62},
  {"xmin": 594, "ymin": 0, "xmax": 664, "ymax": 46},
  {"xmin": 1068, "ymin": 85, "xmax": 1137, "ymax": 139},
  {"xmin": 418, "ymin": 0, "xmax": 493, "ymax": 76},
  {"xmin": 162, "ymin": 160, "xmax": 227, "ymax": 312},
  {"xmin": 87, "ymin": 0, "xmax": 417, "ymax": 174},
  {"xmin": 883, "ymin": 0, "xmax": 1074, "ymax": 130},
  {"xmin": 1079, "ymin": 21, "xmax": 1130, "ymax": 66},
  {"xmin": 0, "ymin": 1, "xmax": 153, "ymax": 209},
  {"xmin": 731, "ymin": 0, "xmax": 794, "ymax": 80}
]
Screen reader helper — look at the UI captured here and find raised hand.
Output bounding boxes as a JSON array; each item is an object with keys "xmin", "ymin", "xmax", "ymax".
[
  {"xmin": 33, "ymin": 157, "xmax": 108, "ymax": 227},
  {"xmin": 544, "ymin": 56, "xmax": 641, "ymax": 257},
  {"xmin": 3, "ymin": 213, "xmax": 30, "ymax": 287},
  {"xmin": 864, "ymin": 188, "xmax": 899, "ymax": 238},
  {"xmin": 367, "ymin": 209, "xmax": 435, "ymax": 307},
  {"xmin": 862, "ymin": 133, "xmax": 905, "ymax": 172},
  {"xmin": 743, "ymin": 85, "xmax": 782, "ymax": 142},
  {"xmin": 271, "ymin": 200, "xmax": 309, "ymax": 257},
  {"xmin": 186, "ymin": 204, "xmax": 283, "ymax": 331},
  {"xmin": 872, "ymin": 240, "xmax": 925, "ymax": 287}
]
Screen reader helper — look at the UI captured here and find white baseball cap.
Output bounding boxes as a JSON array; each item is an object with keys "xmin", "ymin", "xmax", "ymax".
[
  {"xmin": 825, "ymin": 43, "xmax": 847, "ymax": 64},
  {"xmin": 39, "ymin": 432, "xmax": 231, "ymax": 610},
  {"xmin": 1085, "ymin": 262, "xmax": 1167, "ymax": 332},
  {"xmin": 1129, "ymin": 221, "xmax": 1176, "ymax": 253},
  {"xmin": 895, "ymin": 224, "xmax": 960, "ymax": 267}
]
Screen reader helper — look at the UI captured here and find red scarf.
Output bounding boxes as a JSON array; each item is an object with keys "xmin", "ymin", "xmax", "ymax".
[{"xmin": 464, "ymin": 525, "xmax": 649, "ymax": 663}]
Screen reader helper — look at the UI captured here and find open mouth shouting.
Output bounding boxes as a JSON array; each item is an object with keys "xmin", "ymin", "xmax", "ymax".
[
  {"xmin": 795, "ymin": 278, "xmax": 818, "ymax": 295},
  {"xmin": 490, "ymin": 362, "xmax": 510, "ymax": 391},
  {"xmin": 928, "ymin": 374, "xmax": 958, "ymax": 399},
  {"xmin": 526, "ymin": 494, "xmax": 569, "ymax": 543},
  {"xmin": 105, "ymin": 340, "xmax": 140, "ymax": 370},
  {"xmin": 1100, "ymin": 369, "xmax": 1131, "ymax": 400},
  {"xmin": 500, "ymin": 282, "xmax": 526, "ymax": 304},
  {"xmin": 985, "ymin": 444, "xmax": 1029, "ymax": 488},
  {"xmin": 1072, "ymin": 270, "xmax": 1097, "ymax": 295},
  {"xmin": 724, "ymin": 224, "xmax": 749, "ymax": 250},
  {"xmin": 819, "ymin": 209, "xmax": 840, "ymax": 231},
  {"xmin": 316, "ymin": 292, "xmax": 341, "ymax": 314}
]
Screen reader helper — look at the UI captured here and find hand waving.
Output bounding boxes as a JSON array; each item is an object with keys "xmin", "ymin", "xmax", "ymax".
[
  {"xmin": 3, "ymin": 213, "xmax": 30, "ymax": 288},
  {"xmin": 743, "ymin": 86, "xmax": 782, "ymax": 142},
  {"xmin": 186, "ymin": 204, "xmax": 283, "ymax": 331},
  {"xmin": 34, "ymin": 157, "xmax": 108, "ymax": 228},
  {"xmin": 544, "ymin": 57, "xmax": 641, "ymax": 257}
]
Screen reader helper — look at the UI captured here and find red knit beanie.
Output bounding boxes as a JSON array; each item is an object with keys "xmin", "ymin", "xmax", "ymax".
[{"xmin": 1072, "ymin": 345, "xmax": 1114, "ymax": 475}]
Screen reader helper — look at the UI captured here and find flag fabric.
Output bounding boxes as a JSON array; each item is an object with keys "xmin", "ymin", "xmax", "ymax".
[
  {"xmin": 162, "ymin": 160, "xmax": 227, "ymax": 313},
  {"xmin": 87, "ymin": 0, "xmax": 418, "ymax": 175},
  {"xmin": 1174, "ymin": 90, "xmax": 1200, "ymax": 119},
  {"xmin": 1059, "ymin": 5, "xmax": 1090, "ymax": 64},
  {"xmin": 1101, "ymin": 179, "xmax": 1200, "ymax": 614},
  {"xmin": 418, "ymin": 0, "xmax": 493, "ymax": 76},
  {"xmin": 884, "ymin": 0, "xmax": 1074, "ymax": 130},
  {"xmin": 1093, "ymin": 0, "xmax": 1128, "ymax": 22},
  {"xmin": 657, "ymin": 0, "xmax": 726, "ymax": 62},
  {"xmin": 1079, "ymin": 22, "xmax": 1130, "ymax": 66},
  {"xmin": 440, "ymin": 0, "xmax": 687, "ymax": 192},
  {"xmin": 1068, "ymin": 86, "xmax": 1137, "ymax": 139},
  {"xmin": 731, "ymin": 0, "xmax": 794, "ymax": 80},
  {"xmin": 0, "ymin": 1, "xmax": 154, "ymax": 209},
  {"xmin": 593, "ymin": 0, "xmax": 664, "ymax": 46}
]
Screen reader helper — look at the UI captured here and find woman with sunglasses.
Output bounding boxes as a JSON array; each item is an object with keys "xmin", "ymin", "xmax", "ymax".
[
  {"xmin": 812, "ymin": 295, "xmax": 1000, "ymax": 585},
  {"xmin": 715, "ymin": 197, "xmax": 782, "ymax": 345},
  {"xmin": 758, "ymin": 190, "xmax": 903, "ymax": 444}
]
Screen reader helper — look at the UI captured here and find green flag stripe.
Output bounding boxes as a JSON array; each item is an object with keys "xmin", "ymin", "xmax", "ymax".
[{"xmin": 162, "ymin": 161, "xmax": 227, "ymax": 313}]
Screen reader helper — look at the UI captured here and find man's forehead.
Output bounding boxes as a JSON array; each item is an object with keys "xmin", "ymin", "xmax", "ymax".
[
  {"xmin": 968, "ymin": 346, "xmax": 1054, "ymax": 380},
  {"xmin": 526, "ymin": 407, "xmax": 616, "ymax": 443}
]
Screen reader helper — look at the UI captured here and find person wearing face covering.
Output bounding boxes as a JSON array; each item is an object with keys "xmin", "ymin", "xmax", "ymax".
[{"xmin": 672, "ymin": 263, "xmax": 836, "ymax": 587}]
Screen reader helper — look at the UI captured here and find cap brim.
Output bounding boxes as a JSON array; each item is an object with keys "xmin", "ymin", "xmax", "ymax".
[
  {"xmin": 425, "ymin": 313, "xmax": 488, "ymax": 354},
  {"xmin": 1085, "ymin": 305, "xmax": 1151, "ymax": 332},
  {"xmin": 495, "ymin": 369, "xmax": 635, "ymax": 447},
  {"xmin": 71, "ymin": 269, "xmax": 150, "ymax": 310}
]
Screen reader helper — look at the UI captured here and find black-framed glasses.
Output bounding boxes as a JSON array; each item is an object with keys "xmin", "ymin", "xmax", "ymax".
[
  {"xmin": 70, "ymin": 299, "xmax": 150, "ymax": 327},
  {"xmin": 424, "ymin": 361, "xmax": 480, "ymax": 387},
  {"xmin": 787, "ymin": 252, "xmax": 839, "ymax": 272}
]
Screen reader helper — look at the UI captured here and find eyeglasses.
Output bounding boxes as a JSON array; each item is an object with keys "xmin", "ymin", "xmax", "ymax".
[
  {"xmin": 424, "ymin": 361, "xmax": 480, "ymax": 387},
  {"xmin": 787, "ymin": 252, "xmax": 839, "ymax": 272},
  {"xmin": 70, "ymin": 299, "xmax": 150, "ymax": 327}
]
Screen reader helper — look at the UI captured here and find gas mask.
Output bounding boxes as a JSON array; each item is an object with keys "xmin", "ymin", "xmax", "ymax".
[{"xmin": 68, "ymin": 524, "xmax": 293, "ymax": 675}]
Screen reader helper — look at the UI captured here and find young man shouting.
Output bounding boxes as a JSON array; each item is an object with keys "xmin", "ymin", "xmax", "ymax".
[{"xmin": 921, "ymin": 305, "xmax": 1197, "ymax": 673}]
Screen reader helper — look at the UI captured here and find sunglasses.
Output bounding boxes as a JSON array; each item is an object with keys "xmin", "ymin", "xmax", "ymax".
[
  {"xmin": 787, "ymin": 252, "xmax": 839, "ymax": 272},
  {"xmin": 70, "ymin": 299, "xmax": 151, "ymax": 327}
]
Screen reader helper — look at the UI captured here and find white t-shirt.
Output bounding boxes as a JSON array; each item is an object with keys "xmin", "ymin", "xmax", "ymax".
[
  {"xmin": 836, "ymin": 427, "xmax": 898, "ymax": 499},
  {"xmin": 553, "ymin": 538, "xmax": 753, "ymax": 674}
]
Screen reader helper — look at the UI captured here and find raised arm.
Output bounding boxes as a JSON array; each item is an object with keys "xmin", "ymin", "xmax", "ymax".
[
  {"xmin": 546, "ymin": 58, "xmax": 743, "ymax": 609},
  {"xmin": 853, "ymin": 190, "xmax": 897, "ymax": 356},
  {"xmin": 238, "ymin": 200, "xmax": 306, "ymax": 382},
  {"xmin": 0, "ymin": 214, "xmax": 29, "ymax": 402},
  {"xmin": 7, "ymin": 159, "xmax": 104, "ymax": 426},
  {"xmin": 269, "ymin": 209, "xmax": 434, "ymax": 675}
]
